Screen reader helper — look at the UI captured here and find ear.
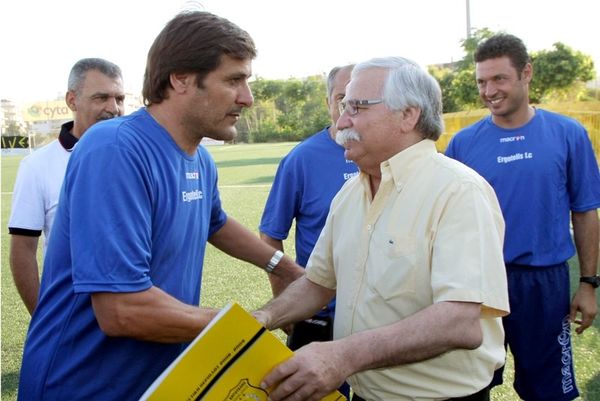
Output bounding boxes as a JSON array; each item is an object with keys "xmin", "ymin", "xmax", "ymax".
[
  {"xmin": 65, "ymin": 90, "xmax": 77, "ymax": 112},
  {"xmin": 400, "ymin": 107, "xmax": 421, "ymax": 132},
  {"xmin": 522, "ymin": 63, "xmax": 533, "ymax": 84},
  {"xmin": 169, "ymin": 72, "xmax": 193, "ymax": 94}
]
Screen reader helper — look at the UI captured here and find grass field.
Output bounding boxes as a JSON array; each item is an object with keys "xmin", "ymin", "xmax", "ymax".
[{"xmin": 1, "ymin": 143, "xmax": 599, "ymax": 400}]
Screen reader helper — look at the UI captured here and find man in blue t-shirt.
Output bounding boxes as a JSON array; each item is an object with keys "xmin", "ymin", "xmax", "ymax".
[
  {"xmin": 445, "ymin": 33, "xmax": 600, "ymax": 401},
  {"xmin": 17, "ymin": 12, "xmax": 304, "ymax": 401},
  {"xmin": 259, "ymin": 64, "xmax": 358, "ymax": 399}
]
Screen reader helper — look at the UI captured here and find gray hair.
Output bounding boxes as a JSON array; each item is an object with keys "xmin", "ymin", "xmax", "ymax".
[
  {"xmin": 67, "ymin": 58, "xmax": 122, "ymax": 94},
  {"xmin": 326, "ymin": 64, "xmax": 354, "ymax": 99},
  {"xmin": 353, "ymin": 57, "xmax": 444, "ymax": 140}
]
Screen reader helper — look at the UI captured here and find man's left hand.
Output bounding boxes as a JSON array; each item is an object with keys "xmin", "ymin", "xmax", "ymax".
[
  {"xmin": 570, "ymin": 286, "xmax": 598, "ymax": 334},
  {"xmin": 260, "ymin": 341, "xmax": 347, "ymax": 401}
]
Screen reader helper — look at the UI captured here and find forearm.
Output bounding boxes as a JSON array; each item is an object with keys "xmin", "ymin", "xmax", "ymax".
[
  {"xmin": 337, "ymin": 302, "xmax": 483, "ymax": 375},
  {"xmin": 211, "ymin": 218, "xmax": 272, "ymax": 265},
  {"xmin": 260, "ymin": 301, "xmax": 485, "ymax": 398},
  {"xmin": 572, "ymin": 210, "xmax": 599, "ymax": 276},
  {"xmin": 91, "ymin": 286, "xmax": 219, "ymax": 343},
  {"xmin": 210, "ymin": 218, "xmax": 304, "ymax": 282},
  {"xmin": 259, "ymin": 233, "xmax": 291, "ymax": 296},
  {"xmin": 570, "ymin": 210, "xmax": 598, "ymax": 333},
  {"xmin": 9, "ymin": 235, "xmax": 41, "ymax": 315},
  {"xmin": 257, "ymin": 276, "xmax": 335, "ymax": 330},
  {"xmin": 260, "ymin": 233, "xmax": 284, "ymax": 252}
]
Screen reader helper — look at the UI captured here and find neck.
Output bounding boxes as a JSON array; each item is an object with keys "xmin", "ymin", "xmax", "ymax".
[
  {"xmin": 71, "ymin": 121, "xmax": 84, "ymax": 139},
  {"xmin": 492, "ymin": 104, "xmax": 535, "ymax": 129},
  {"xmin": 147, "ymin": 104, "xmax": 200, "ymax": 155},
  {"xmin": 368, "ymin": 174, "xmax": 381, "ymax": 197}
]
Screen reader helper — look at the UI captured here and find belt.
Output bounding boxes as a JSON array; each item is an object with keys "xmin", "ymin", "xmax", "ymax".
[{"xmin": 352, "ymin": 386, "xmax": 489, "ymax": 401}]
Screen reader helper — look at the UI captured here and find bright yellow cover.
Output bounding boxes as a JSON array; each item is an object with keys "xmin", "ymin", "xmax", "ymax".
[{"xmin": 139, "ymin": 302, "xmax": 346, "ymax": 401}]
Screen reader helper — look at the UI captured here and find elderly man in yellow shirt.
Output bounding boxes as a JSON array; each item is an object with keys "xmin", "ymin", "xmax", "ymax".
[{"xmin": 256, "ymin": 56, "xmax": 509, "ymax": 401}]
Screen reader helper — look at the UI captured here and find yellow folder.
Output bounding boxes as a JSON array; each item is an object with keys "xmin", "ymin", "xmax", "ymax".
[{"xmin": 139, "ymin": 302, "xmax": 346, "ymax": 401}]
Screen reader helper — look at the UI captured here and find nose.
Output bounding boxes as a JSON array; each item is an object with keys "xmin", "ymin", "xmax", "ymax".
[
  {"xmin": 336, "ymin": 109, "xmax": 351, "ymax": 131},
  {"xmin": 105, "ymin": 97, "xmax": 121, "ymax": 116},
  {"xmin": 237, "ymin": 82, "xmax": 254, "ymax": 108},
  {"xmin": 483, "ymin": 82, "xmax": 497, "ymax": 98}
]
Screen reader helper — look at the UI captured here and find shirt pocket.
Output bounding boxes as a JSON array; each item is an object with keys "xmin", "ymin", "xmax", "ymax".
[{"xmin": 366, "ymin": 232, "xmax": 417, "ymax": 300}]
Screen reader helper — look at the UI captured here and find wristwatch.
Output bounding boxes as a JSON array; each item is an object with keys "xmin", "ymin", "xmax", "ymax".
[
  {"xmin": 265, "ymin": 250, "xmax": 284, "ymax": 273},
  {"xmin": 579, "ymin": 275, "xmax": 600, "ymax": 288}
]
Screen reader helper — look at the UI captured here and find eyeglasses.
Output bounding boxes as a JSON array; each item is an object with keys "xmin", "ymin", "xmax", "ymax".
[{"xmin": 338, "ymin": 99, "xmax": 383, "ymax": 116}]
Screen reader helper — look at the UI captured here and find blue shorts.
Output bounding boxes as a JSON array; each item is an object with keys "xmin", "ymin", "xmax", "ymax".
[{"xmin": 491, "ymin": 262, "xmax": 579, "ymax": 401}]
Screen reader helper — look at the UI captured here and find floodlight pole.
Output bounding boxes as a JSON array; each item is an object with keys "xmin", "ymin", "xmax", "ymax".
[{"xmin": 466, "ymin": 0, "xmax": 472, "ymax": 38}]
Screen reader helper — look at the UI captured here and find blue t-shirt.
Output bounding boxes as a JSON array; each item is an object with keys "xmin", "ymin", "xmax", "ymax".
[
  {"xmin": 18, "ymin": 108, "xmax": 227, "ymax": 400},
  {"xmin": 259, "ymin": 128, "xmax": 359, "ymax": 315},
  {"xmin": 446, "ymin": 109, "xmax": 600, "ymax": 266}
]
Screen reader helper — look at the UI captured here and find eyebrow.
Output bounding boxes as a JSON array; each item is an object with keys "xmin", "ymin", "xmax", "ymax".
[
  {"xmin": 227, "ymin": 71, "xmax": 252, "ymax": 80},
  {"xmin": 90, "ymin": 92, "xmax": 125, "ymax": 99},
  {"xmin": 478, "ymin": 72, "xmax": 509, "ymax": 80}
]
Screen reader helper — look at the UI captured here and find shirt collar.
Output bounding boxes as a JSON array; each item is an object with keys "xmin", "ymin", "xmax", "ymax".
[
  {"xmin": 58, "ymin": 121, "xmax": 78, "ymax": 151},
  {"xmin": 382, "ymin": 139, "xmax": 438, "ymax": 192}
]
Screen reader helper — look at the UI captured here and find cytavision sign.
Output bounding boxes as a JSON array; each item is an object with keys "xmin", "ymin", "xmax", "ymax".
[{"xmin": 23, "ymin": 101, "xmax": 72, "ymax": 122}]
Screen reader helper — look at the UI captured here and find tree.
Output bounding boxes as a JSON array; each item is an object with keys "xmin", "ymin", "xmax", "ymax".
[
  {"xmin": 530, "ymin": 43, "xmax": 595, "ymax": 103},
  {"xmin": 239, "ymin": 76, "xmax": 329, "ymax": 143},
  {"xmin": 428, "ymin": 65, "xmax": 460, "ymax": 113},
  {"xmin": 432, "ymin": 28, "xmax": 495, "ymax": 112},
  {"xmin": 431, "ymin": 28, "xmax": 596, "ymax": 111}
]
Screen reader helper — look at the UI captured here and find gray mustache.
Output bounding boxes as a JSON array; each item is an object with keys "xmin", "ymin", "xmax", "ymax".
[
  {"xmin": 336, "ymin": 129, "xmax": 361, "ymax": 146},
  {"xmin": 97, "ymin": 113, "xmax": 118, "ymax": 121}
]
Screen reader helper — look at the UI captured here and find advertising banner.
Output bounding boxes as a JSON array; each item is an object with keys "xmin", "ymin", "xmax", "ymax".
[{"xmin": 22, "ymin": 101, "xmax": 72, "ymax": 122}]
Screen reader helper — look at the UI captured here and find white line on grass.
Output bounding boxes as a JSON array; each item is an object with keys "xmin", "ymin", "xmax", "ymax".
[{"xmin": 1, "ymin": 184, "xmax": 272, "ymax": 196}]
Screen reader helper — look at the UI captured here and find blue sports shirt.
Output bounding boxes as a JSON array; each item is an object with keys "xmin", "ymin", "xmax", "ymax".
[
  {"xmin": 446, "ymin": 109, "xmax": 600, "ymax": 266},
  {"xmin": 18, "ymin": 108, "xmax": 227, "ymax": 400}
]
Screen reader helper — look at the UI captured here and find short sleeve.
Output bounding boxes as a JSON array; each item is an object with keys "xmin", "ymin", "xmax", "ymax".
[
  {"xmin": 566, "ymin": 125, "xmax": 600, "ymax": 211},
  {"xmin": 259, "ymin": 155, "xmax": 301, "ymax": 240},
  {"xmin": 8, "ymin": 156, "xmax": 45, "ymax": 232},
  {"xmin": 66, "ymin": 142, "xmax": 153, "ymax": 294},
  {"xmin": 432, "ymin": 179, "xmax": 509, "ymax": 318}
]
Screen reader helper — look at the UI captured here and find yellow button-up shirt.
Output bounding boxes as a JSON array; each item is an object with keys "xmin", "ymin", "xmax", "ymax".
[{"xmin": 306, "ymin": 139, "xmax": 509, "ymax": 401}]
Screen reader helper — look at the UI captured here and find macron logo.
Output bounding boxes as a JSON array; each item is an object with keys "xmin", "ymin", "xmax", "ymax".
[
  {"xmin": 499, "ymin": 135, "xmax": 525, "ymax": 143},
  {"xmin": 182, "ymin": 190, "xmax": 203, "ymax": 202}
]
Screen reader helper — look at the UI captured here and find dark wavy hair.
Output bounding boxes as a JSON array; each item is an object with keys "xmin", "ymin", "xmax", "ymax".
[
  {"xmin": 474, "ymin": 34, "xmax": 531, "ymax": 77},
  {"xmin": 142, "ymin": 11, "xmax": 257, "ymax": 105}
]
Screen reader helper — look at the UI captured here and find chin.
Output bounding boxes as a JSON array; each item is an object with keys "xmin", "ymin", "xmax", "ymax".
[
  {"xmin": 211, "ymin": 129, "xmax": 237, "ymax": 142},
  {"xmin": 344, "ymin": 150, "xmax": 357, "ymax": 162},
  {"xmin": 224, "ymin": 129, "xmax": 238, "ymax": 141}
]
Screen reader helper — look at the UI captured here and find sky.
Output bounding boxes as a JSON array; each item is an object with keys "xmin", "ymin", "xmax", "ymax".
[{"xmin": 1, "ymin": 0, "xmax": 599, "ymax": 103}]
